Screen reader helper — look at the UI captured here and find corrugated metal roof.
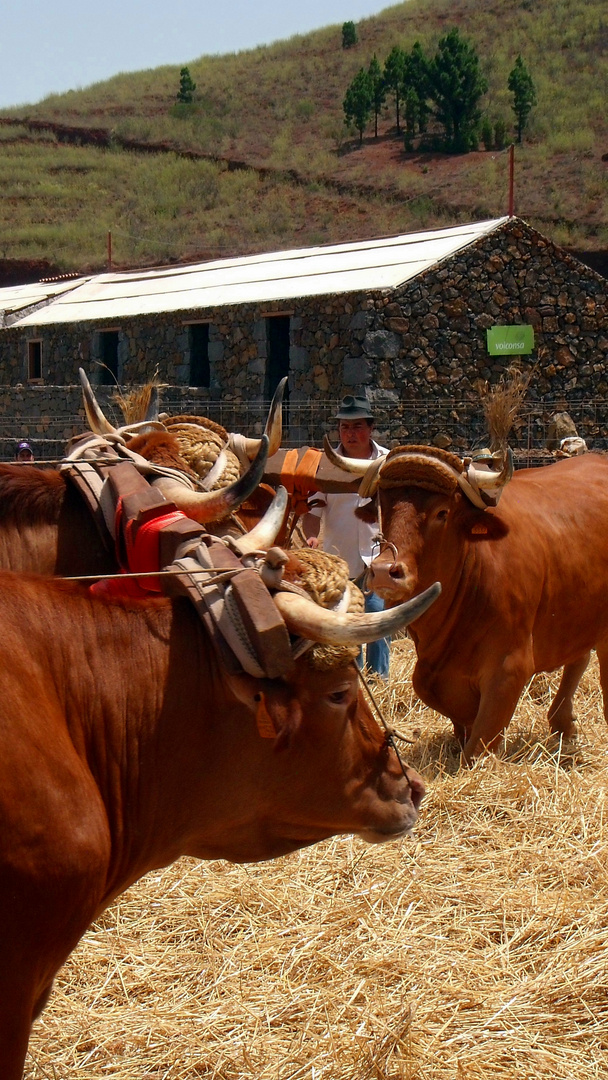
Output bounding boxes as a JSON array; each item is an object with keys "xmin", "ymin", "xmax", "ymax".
[
  {"xmin": 8, "ymin": 219, "xmax": 509, "ymax": 327},
  {"xmin": 0, "ymin": 278, "xmax": 88, "ymax": 323}
]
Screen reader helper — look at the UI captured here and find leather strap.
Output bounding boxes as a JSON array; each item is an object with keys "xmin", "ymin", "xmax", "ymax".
[
  {"xmin": 279, "ymin": 446, "xmax": 324, "ymax": 527},
  {"xmin": 66, "ymin": 450, "xmax": 296, "ymax": 681}
]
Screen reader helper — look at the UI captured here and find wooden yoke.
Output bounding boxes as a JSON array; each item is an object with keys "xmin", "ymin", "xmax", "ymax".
[
  {"xmin": 263, "ymin": 447, "xmax": 361, "ymax": 544},
  {"xmin": 265, "ymin": 447, "xmax": 361, "ymax": 496},
  {"xmin": 163, "ymin": 541, "xmax": 294, "ymax": 680}
]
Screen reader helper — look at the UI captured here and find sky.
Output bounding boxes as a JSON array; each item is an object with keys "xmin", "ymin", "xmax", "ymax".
[{"xmin": 0, "ymin": 1, "xmax": 392, "ymax": 109}]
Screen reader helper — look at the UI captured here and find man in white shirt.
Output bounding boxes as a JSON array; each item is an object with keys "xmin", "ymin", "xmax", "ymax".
[{"xmin": 303, "ymin": 395, "xmax": 390, "ymax": 679}]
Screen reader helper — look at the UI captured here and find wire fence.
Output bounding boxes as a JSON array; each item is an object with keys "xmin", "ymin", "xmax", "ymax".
[{"xmin": 0, "ymin": 397, "xmax": 606, "ymax": 466}]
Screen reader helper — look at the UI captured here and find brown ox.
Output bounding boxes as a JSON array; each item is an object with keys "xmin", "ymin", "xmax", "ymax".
[
  {"xmin": 0, "ymin": 568, "xmax": 437, "ymax": 1079},
  {"xmin": 340, "ymin": 446, "xmax": 608, "ymax": 763}
]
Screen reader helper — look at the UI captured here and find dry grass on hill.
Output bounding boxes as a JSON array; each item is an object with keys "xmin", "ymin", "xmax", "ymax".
[
  {"xmin": 2, "ymin": 0, "xmax": 608, "ymax": 267},
  {"xmin": 25, "ymin": 640, "xmax": 608, "ymax": 1079}
]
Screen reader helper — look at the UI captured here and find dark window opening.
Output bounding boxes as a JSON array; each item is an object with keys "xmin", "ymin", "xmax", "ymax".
[
  {"xmin": 99, "ymin": 330, "xmax": 119, "ymax": 385},
  {"xmin": 28, "ymin": 340, "xmax": 42, "ymax": 380},
  {"xmin": 188, "ymin": 323, "xmax": 210, "ymax": 387},
  {"xmin": 264, "ymin": 316, "xmax": 290, "ymax": 429}
]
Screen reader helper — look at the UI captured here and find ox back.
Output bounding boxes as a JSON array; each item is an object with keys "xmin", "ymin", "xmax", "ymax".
[
  {"xmin": 0, "ymin": 571, "xmax": 422, "ymax": 1079},
  {"xmin": 0, "ymin": 463, "xmax": 279, "ymax": 578},
  {"xmin": 0, "ymin": 464, "xmax": 117, "ymax": 577},
  {"xmin": 369, "ymin": 453, "xmax": 608, "ymax": 762}
]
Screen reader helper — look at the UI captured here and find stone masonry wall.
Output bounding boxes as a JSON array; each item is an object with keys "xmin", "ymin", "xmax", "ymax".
[
  {"xmin": 360, "ymin": 218, "xmax": 608, "ymax": 449},
  {"xmin": 0, "ymin": 218, "xmax": 606, "ymax": 456}
]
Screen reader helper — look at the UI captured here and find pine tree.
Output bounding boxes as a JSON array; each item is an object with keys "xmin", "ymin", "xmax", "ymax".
[
  {"xmin": 406, "ymin": 42, "xmax": 431, "ymax": 133},
  {"xmin": 428, "ymin": 28, "xmax": 488, "ymax": 153},
  {"xmin": 403, "ymin": 41, "xmax": 431, "ymax": 137},
  {"xmin": 508, "ymin": 55, "xmax": 537, "ymax": 143},
  {"xmin": 368, "ymin": 55, "xmax": 386, "ymax": 138},
  {"xmin": 403, "ymin": 88, "xmax": 418, "ymax": 150},
  {"xmin": 383, "ymin": 45, "xmax": 406, "ymax": 133},
  {"xmin": 342, "ymin": 21, "xmax": 358, "ymax": 49},
  {"xmin": 177, "ymin": 67, "xmax": 196, "ymax": 104},
  {"xmin": 343, "ymin": 68, "xmax": 373, "ymax": 145}
]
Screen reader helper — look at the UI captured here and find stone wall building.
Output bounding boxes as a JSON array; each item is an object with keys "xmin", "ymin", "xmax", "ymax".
[{"xmin": 0, "ymin": 216, "xmax": 606, "ymax": 458}]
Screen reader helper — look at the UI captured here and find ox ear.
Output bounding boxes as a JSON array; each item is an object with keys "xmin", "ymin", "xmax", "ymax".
[
  {"xmin": 229, "ymin": 674, "xmax": 303, "ymax": 751},
  {"xmin": 466, "ymin": 510, "xmax": 509, "ymax": 542},
  {"xmin": 355, "ymin": 495, "xmax": 378, "ymax": 524},
  {"xmin": 254, "ymin": 688, "xmax": 303, "ymax": 752}
]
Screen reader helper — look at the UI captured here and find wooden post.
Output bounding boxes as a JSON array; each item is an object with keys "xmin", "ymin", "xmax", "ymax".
[
  {"xmin": 508, "ymin": 144, "xmax": 515, "ymax": 217},
  {"xmin": 107, "ymin": 231, "xmax": 112, "ymax": 271}
]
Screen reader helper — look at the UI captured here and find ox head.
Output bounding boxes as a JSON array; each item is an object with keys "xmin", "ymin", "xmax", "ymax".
[
  {"xmin": 211, "ymin": 550, "xmax": 439, "ymax": 859},
  {"xmin": 324, "ymin": 440, "xmax": 513, "ymax": 604}
]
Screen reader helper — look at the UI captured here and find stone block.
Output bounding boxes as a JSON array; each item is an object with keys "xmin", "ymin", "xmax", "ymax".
[
  {"xmin": 394, "ymin": 359, "xmax": 416, "ymax": 381},
  {"xmin": 247, "ymin": 359, "xmax": 265, "ymax": 376},
  {"xmin": 363, "ymin": 330, "xmax": 400, "ymax": 359},
  {"xmin": 433, "ymin": 432, "xmax": 452, "ymax": 448},
  {"xmin": 386, "ymin": 317, "xmax": 409, "ymax": 333},
  {"xmin": 370, "ymin": 389, "xmax": 399, "ymax": 406},
  {"xmin": 349, "ymin": 310, "xmax": 368, "ymax": 330},
  {"xmin": 343, "ymin": 356, "xmax": 372, "ymax": 385},
  {"xmin": 290, "ymin": 346, "xmax": 310, "ymax": 371}
]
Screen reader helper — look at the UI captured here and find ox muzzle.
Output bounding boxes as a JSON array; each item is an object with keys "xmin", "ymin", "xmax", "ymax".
[{"xmin": 367, "ymin": 546, "xmax": 415, "ymax": 600}]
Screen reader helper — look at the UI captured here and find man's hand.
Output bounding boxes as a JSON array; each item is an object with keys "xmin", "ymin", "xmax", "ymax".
[{"xmin": 302, "ymin": 511, "xmax": 321, "ymax": 548}]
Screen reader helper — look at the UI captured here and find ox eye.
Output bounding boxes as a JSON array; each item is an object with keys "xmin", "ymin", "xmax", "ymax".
[
  {"xmin": 328, "ymin": 689, "xmax": 349, "ymax": 705},
  {"xmin": 435, "ymin": 509, "xmax": 449, "ymax": 523}
]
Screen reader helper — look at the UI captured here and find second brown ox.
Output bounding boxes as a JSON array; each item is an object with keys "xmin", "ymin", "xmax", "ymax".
[{"xmin": 334, "ymin": 444, "xmax": 608, "ymax": 763}]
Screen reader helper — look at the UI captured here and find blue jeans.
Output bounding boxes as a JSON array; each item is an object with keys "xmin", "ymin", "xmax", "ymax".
[{"xmin": 357, "ymin": 590, "xmax": 391, "ymax": 681}]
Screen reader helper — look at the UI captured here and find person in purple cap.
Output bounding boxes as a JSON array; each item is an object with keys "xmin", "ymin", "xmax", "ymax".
[{"xmin": 15, "ymin": 441, "xmax": 34, "ymax": 462}]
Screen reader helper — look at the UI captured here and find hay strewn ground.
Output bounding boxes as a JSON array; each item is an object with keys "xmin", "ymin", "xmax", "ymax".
[{"xmin": 25, "ymin": 640, "xmax": 608, "ymax": 1079}]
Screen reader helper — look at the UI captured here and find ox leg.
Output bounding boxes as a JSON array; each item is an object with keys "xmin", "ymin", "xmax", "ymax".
[
  {"xmin": 452, "ymin": 722, "xmax": 466, "ymax": 748},
  {"xmin": 595, "ymin": 642, "xmax": 608, "ymax": 725},
  {"xmin": 0, "ymin": 987, "xmax": 38, "ymax": 1080},
  {"xmin": 461, "ymin": 664, "xmax": 529, "ymax": 766},
  {"xmin": 547, "ymin": 653, "xmax": 590, "ymax": 739},
  {"xmin": 33, "ymin": 980, "xmax": 54, "ymax": 1019}
]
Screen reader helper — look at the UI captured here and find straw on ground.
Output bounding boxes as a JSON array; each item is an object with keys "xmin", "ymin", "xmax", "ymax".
[{"xmin": 25, "ymin": 639, "xmax": 608, "ymax": 1079}]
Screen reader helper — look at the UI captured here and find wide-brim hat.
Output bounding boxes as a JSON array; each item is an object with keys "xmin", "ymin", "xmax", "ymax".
[{"xmin": 334, "ymin": 395, "xmax": 374, "ymax": 421}]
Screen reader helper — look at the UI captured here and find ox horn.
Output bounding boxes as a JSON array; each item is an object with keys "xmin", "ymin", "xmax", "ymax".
[
  {"xmin": 145, "ymin": 384, "xmax": 160, "ymax": 422},
  {"xmin": 273, "ymin": 581, "xmax": 441, "ymax": 646},
  {"xmin": 323, "ymin": 434, "xmax": 378, "ymax": 476},
  {"xmin": 80, "ymin": 370, "xmax": 169, "ymax": 440},
  {"xmin": 79, "ymin": 367, "xmax": 118, "ymax": 435},
  {"xmin": 468, "ymin": 447, "xmax": 514, "ymax": 490},
  {"xmin": 323, "ymin": 436, "xmax": 387, "ymax": 498},
  {"xmin": 118, "ymin": 420, "xmax": 168, "ymax": 437},
  {"xmin": 461, "ymin": 447, "xmax": 514, "ymax": 507},
  {"xmin": 150, "ymin": 435, "xmax": 269, "ymax": 524},
  {"xmin": 228, "ymin": 377, "xmax": 287, "ymax": 463},
  {"xmin": 231, "ymin": 486, "xmax": 289, "ymax": 556}
]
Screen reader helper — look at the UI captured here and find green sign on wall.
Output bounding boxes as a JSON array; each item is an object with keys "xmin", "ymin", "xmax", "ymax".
[{"xmin": 486, "ymin": 325, "xmax": 534, "ymax": 355}]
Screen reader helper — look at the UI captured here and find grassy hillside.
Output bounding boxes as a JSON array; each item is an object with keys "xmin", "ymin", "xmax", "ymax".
[{"xmin": 1, "ymin": 0, "xmax": 606, "ymax": 274}]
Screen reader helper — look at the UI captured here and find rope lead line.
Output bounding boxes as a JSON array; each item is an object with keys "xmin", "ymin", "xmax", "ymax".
[
  {"xmin": 59, "ymin": 566, "xmax": 245, "ymax": 584},
  {"xmin": 356, "ymin": 666, "xmax": 415, "ymax": 784}
]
